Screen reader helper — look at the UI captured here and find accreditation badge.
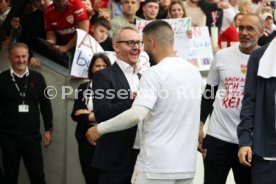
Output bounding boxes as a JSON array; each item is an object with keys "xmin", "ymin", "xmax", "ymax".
[{"xmin": 18, "ymin": 104, "xmax": 29, "ymax": 113}]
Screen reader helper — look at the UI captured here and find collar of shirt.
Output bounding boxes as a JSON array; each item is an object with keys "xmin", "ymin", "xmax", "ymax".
[
  {"xmin": 10, "ymin": 67, "xmax": 30, "ymax": 78},
  {"xmin": 116, "ymin": 59, "xmax": 141, "ymax": 75},
  {"xmin": 0, "ymin": 7, "xmax": 11, "ymax": 21}
]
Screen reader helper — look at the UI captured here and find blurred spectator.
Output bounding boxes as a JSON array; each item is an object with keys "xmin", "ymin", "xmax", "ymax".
[
  {"xmin": 219, "ymin": 12, "xmax": 243, "ymax": 48},
  {"xmin": 0, "ymin": 0, "xmax": 10, "ymax": 26},
  {"xmin": 156, "ymin": 0, "xmax": 170, "ymax": 19},
  {"xmin": 137, "ymin": 0, "xmax": 159, "ymax": 20},
  {"xmin": 81, "ymin": 0, "xmax": 95, "ymax": 19},
  {"xmin": 183, "ymin": 0, "xmax": 228, "ymax": 27},
  {"xmin": 90, "ymin": 16, "xmax": 113, "ymax": 50},
  {"xmin": 109, "ymin": 0, "xmax": 122, "ymax": 18},
  {"xmin": 91, "ymin": 7, "xmax": 112, "ymax": 23},
  {"xmin": 0, "ymin": 0, "xmax": 26, "ymax": 48},
  {"xmin": 258, "ymin": 12, "xmax": 276, "ymax": 46},
  {"xmin": 20, "ymin": 0, "xmax": 52, "ymax": 49},
  {"xmin": 44, "ymin": 0, "xmax": 90, "ymax": 54},
  {"xmin": 221, "ymin": 0, "xmax": 239, "ymax": 32},
  {"xmin": 205, "ymin": 0, "xmax": 223, "ymax": 34},
  {"xmin": 99, "ymin": 8, "xmax": 111, "ymax": 20},
  {"xmin": 238, "ymin": 0, "xmax": 254, "ymax": 14},
  {"xmin": 167, "ymin": 0, "xmax": 185, "ymax": 18},
  {"xmin": 109, "ymin": 0, "xmax": 141, "ymax": 37},
  {"xmin": 168, "ymin": 0, "xmax": 193, "ymax": 38}
]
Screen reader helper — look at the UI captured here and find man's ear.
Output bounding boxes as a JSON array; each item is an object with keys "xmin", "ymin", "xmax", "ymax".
[
  {"xmin": 113, "ymin": 43, "xmax": 119, "ymax": 52},
  {"xmin": 259, "ymin": 28, "xmax": 265, "ymax": 37},
  {"xmin": 149, "ymin": 38, "xmax": 155, "ymax": 48}
]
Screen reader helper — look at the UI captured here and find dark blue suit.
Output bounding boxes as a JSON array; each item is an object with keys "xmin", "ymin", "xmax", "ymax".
[
  {"xmin": 238, "ymin": 44, "xmax": 276, "ymax": 184},
  {"xmin": 92, "ymin": 62, "xmax": 139, "ymax": 184}
]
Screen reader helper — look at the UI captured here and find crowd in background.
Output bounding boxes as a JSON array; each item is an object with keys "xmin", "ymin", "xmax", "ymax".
[{"xmin": 1, "ymin": 0, "xmax": 276, "ymax": 183}]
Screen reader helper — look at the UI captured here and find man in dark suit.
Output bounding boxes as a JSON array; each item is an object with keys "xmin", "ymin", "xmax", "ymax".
[{"xmin": 87, "ymin": 26, "xmax": 143, "ymax": 184}]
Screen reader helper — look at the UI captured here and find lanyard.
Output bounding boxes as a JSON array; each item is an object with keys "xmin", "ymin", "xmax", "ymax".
[
  {"xmin": 212, "ymin": 11, "xmax": 218, "ymax": 26},
  {"xmin": 11, "ymin": 74, "xmax": 28, "ymax": 104}
]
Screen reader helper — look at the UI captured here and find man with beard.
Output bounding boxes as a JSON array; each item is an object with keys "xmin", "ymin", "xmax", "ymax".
[
  {"xmin": 86, "ymin": 26, "xmax": 142, "ymax": 184},
  {"xmin": 198, "ymin": 14, "xmax": 263, "ymax": 184},
  {"xmin": 86, "ymin": 20, "xmax": 202, "ymax": 184}
]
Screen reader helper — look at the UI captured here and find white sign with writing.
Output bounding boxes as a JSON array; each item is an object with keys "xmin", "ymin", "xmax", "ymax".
[
  {"xmin": 71, "ymin": 29, "xmax": 104, "ymax": 78},
  {"xmin": 136, "ymin": 18, "xmax": 213, "ymax": 71}
]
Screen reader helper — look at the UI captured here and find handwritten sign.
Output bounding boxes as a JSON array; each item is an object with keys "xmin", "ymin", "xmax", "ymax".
[
  {"xmin": 136, "ymin": 18, "xmax": 213, "ymax": 71},
  {"xmin": 71, "ymin": 29, "xmax": 104, "ymax": 78}
]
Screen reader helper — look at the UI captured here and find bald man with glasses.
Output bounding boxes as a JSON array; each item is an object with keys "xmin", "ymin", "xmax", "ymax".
[
  {"xmin": 199, "ymin": 14, "xmax": 263, "ymax": 184},
  {"xmin": 86, "ymin": 26, "xmax": 142, "ymax": 184}
]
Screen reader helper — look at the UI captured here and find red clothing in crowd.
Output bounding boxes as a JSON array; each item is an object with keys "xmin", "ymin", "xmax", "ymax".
[
  {"xmin": 218, "ymin": 25, "xmax": 238, "ymax": 48},
  {"xmin": 91, "ymin": 0, "xmax": 109, "ymax": 9},
  {"xmin": 44, "ymin": 0, "xmax": 89, "ymax": 44}
]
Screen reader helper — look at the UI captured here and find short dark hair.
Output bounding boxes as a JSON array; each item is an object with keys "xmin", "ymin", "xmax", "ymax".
[
  {"xmin": 142, "ymin": 20, "xmax": 174, "ymax": 46},
  {"xmin": 144, "ymin": 0, "xmax": 159, "ymax": 5},
  {"xmin": 143, "ymin": 20, "xmax": 172, "ymax": 34},
  {"xmin": 93, "ymin": 17, "xmax": 112, "ymax": 31},
  {"xmin": 88, "ymin": 53, "xmax": 111, "ymax": 79}
]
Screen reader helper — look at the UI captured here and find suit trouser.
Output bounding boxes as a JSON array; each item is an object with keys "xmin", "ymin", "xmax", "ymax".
[
  {"xmin": 97, "ymin": 149, "xmax": 139, "ymax": 184},
  {"xmin": 0, "ymin": 166, "xmax": 3, "ymax": 184},
  {"xmin": 0, "ymin": 133, "xmax": 45, "ymax": 184},
  {"xmin": 203, "ymin": 135, "xmax": 251, "ymax": 184},
  {"xmin": 252, "ymin": 155, "xmax": 276, "ymax": 184},
  {"xmin": 77, "ymin": 135, "xmax": 98, "ymax": 184}
]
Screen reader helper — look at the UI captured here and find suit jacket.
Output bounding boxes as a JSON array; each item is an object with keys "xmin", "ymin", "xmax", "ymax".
[
  {"xmin": 71, "ymin": 81, "xmax": 93, "ymax": 142},
  {"xmin": 92, "ymin": 62, "xmax": 138, "ymax": 171},
  {"xmin": 238, "ymin": 44, "xmax": 276, "ymax": 157}
]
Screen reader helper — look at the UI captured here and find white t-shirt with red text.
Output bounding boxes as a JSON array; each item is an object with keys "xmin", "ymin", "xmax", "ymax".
[{"xmin": 207, "ymin": 45, "xmax": 249, "ymax": 144}]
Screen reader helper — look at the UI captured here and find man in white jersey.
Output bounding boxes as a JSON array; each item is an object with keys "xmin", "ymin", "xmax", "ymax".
[
  {"xmin": 86, "ymin": 20, "xmax": 202, "ymax": 184},
  {"xmin": 198, "ymin": 14, "xmax": 263, "ymax": 184}
]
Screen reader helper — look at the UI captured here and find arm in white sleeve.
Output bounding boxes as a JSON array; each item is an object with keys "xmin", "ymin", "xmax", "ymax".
[{"xmin": 97, "ymin": 105, "xmax": 150, "ymax": 135}]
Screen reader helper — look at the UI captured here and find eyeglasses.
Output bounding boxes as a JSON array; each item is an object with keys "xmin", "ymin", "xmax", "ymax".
[
  {"xmin": 238, "ymin": 25, "xmax": 257, "ymax": 32},
  {"xmin": 116, "ymin": 40, "xmax": 143, "ymax": 48}
]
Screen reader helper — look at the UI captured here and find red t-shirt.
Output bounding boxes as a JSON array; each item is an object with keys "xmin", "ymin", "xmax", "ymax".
[
  {"xmin": 218, "ymin": 25, "xmax": 239, "ymax": 48},
  {"xmin": 44, "ymin": 0, "xmax": 89, "ymax": 44}
]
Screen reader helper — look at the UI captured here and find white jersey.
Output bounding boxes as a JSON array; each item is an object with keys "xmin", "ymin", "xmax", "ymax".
[
  {"xmin": 133, "ymin": 57, "xmax": 202, "ymax": 179},
  {"xmin": 206, "ymin": 45, "xmax": 249, "ymax": 144}
]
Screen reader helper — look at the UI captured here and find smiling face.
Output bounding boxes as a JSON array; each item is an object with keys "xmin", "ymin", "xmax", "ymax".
[
  {"xmin": 113, "ymin": 29, "xmax": 141, "ymax": 66},
  {"xmin": 9, "ymin": 47, "xmax": 29, "ymax": 75},
  {"xmin": 143, "ymin": 2, "xmax": 159, "ymax": 20},
  {"xmin": 170, "ymin": 3, "xmax": 184, "ymax": 18}
]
